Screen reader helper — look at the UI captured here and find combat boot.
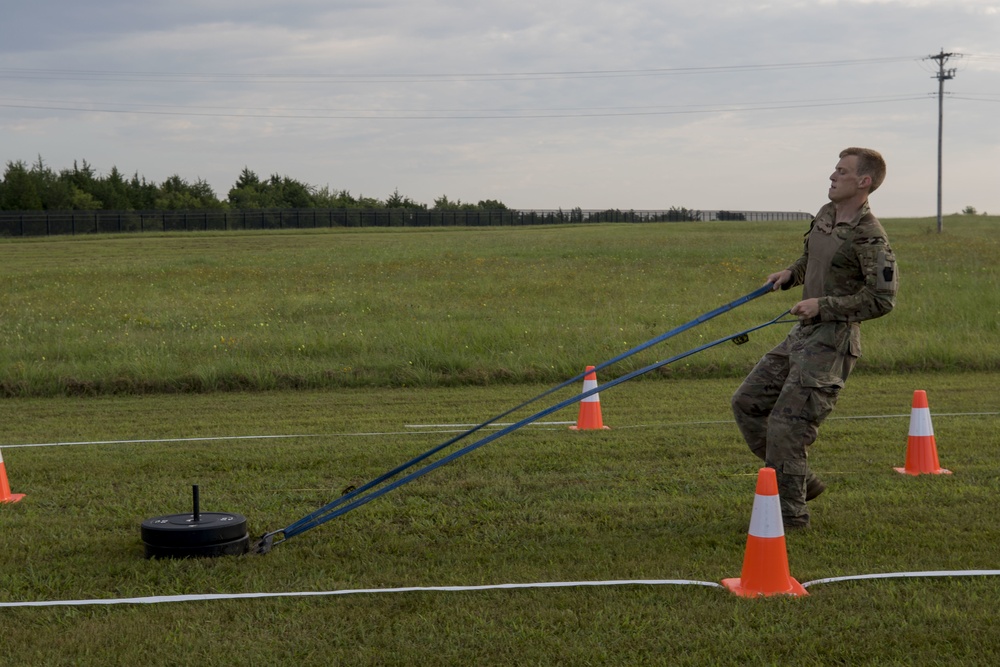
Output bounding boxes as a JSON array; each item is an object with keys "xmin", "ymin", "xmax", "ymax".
[{"xmin": 805, "ymin": 475, "xmax": 826, "ymax": 502}]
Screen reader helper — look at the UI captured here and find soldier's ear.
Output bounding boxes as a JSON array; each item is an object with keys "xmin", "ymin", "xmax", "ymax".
[{"xmin": 859, "ymin": 175, "xmax": 872, "ymax": 189}]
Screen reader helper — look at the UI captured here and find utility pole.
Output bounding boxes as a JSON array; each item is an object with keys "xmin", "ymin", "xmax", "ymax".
[{"xmin": 928, "ymin": 49, "xmax": 958, "ymax": 233}]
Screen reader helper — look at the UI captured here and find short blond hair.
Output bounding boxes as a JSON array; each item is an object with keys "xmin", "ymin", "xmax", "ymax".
[{"xmin": 840, "ymin": 147, "xmax": 886, "ymax": 193}]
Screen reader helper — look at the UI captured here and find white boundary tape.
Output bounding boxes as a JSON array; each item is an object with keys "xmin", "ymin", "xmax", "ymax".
[
  {"xmin": 4, "ymin": 434, "xmax": 332, "ymax": 449},
  {"xmin": 5, "ymin": 411, "xmax": 997, "ymax": 450},
  {"xmin": 2, "ymin": 412, "xmax": 998, "ymax": 608},
  {"xmin": 0, "ymin": 579, "xmax": 722, "ymax": 608},
  {"xmin": 405, "ymin": 421, "xmax": 575, "ymax": 428},
  {"xmin": 801, "ymin": 569, "xmax": 1000, "ymax": 588},
  {"xmin": 3, "ymin": 570, "xmax": 1000, "ymax": 608}
]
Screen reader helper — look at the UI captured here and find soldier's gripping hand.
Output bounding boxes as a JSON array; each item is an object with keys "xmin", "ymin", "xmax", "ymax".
[
  {"xmin": 790, "ymin": 298, "xmax": 821, "ymax": 319},
  {"xmin": 767, "ymin": 269, "xmax": 793, "ymax": 291}
]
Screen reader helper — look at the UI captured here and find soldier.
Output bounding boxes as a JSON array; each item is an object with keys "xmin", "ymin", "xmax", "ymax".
[{"xmin": 731, "ymin": 147, "xmax": 898, "ymax": 530}]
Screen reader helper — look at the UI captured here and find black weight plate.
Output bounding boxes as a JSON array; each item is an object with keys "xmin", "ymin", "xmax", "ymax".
[
  {"xmin": 141, "ymin": 512, "xmax": 248, "ymax": 548},
  {"xmin": 144, "ymin": 533, "xmax": 250, "ymax": 559}
]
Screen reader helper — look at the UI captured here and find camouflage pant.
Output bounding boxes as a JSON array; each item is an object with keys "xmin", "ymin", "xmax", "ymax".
[{"xmin": 731, "ymin": 321, "xmax": 859, "ymax": 525}]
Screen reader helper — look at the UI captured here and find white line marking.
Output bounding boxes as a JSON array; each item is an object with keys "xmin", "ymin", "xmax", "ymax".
[
  {"xmin": 0, "ymin": 579, "xmax": 722, "ymax": 608},
  {"xmin": 3, "ymin": 412, "xmax": 996, "ymax": 449},
  {"xmin": 3, "ymin": 570, "xmax": 1000, "ymax": 608},
  {"xmin": 802, "ymin": 570, "xmax": 1000, "ymax": 588},
  {"xmin": 405, "ymin": 421, "xmax": 575, "ymax": 428}
]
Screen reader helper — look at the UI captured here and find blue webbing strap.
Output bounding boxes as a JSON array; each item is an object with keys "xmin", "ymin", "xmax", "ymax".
[
  {"xmin": 280, "ymin": 310, "xmax": 792, "ymax": 540},
  {"xmin": 274, "ymin": 283, "xmax": 775, "ymax": 543}
]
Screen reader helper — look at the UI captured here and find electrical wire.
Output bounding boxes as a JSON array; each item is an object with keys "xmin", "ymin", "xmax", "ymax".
[
  {"xmin": 0, "ymin": 92, "xmax": 931, "ymax": 114},
  {"xmin": 0, "ymin": 55, "xmax": 923, "ymax": 84},
  {"xmin": 0, "ymin": 94, "xmax": 933, "ymax": 121}
]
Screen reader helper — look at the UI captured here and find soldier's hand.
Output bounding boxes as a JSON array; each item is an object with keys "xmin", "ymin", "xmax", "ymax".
[
  {"xmin": 790, "ymin": 298, "xmax": 820, "ymax": 318},
  {"xmin": 767, "ymin": 269, "xmax": 792, "ymax": 291}
]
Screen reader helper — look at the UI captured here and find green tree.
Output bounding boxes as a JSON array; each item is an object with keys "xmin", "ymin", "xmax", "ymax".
[
  {"xmin": 0, "ymin": 160, "xmax": 43, "ymax": 210},
  {"xmin": 312, "ymin": 186, "xmax": 356, "ymax": 208},
  {"xmin": 64, "ymin": 160, "xmax": 99, "ymax": 198},
  {"xmin": 127, "ymin": 173, "xmax": 159, "ymax": 210},
  {"xmin": 30, "ymin": 156, "xmax": 75, "ymax": 210},
  {"xmin": 228, "ymin": 169, "xmax": 313, "ymax": 209},
  {"xmin": 234, "ymin": 167, "xmax": 260, "ymax": 190},
  {"xmin": 68, "ymin": 186, "xmax": 103, "ymax": 210},
  {"xmin": 716, "ymin": 210, "xmax": 747, "ymax": 221},
  {"xmin": 313, "ymin": 187, "xmax": 382, "ymax": 209},
  {"xmin": 666, "ymin": 206, "xmax": 700, "ymax": 221},
  {"xmin": 189, "ymin": 178, "xmax": 224, "ymax": 209},
  {"xmin": 384, "ymin": 188, "xmax": 425, "ymax": 209},
  {"xmin": 433, "ymin": 194, "xmax": 457, "ymax": 210},
  {"xmin": 155, "ymin": 175, "xmax": 223, "ymax": 210},
  {"xmin": 268, "ymin": 174, "xmax": 313, "ymax": 208},
  {"xmin": 227, "ymin": 168, "xmax": 268, "ymax": 209},
  {"xmin": 433, "ymin": 194, "xmax": 476, "ymax": 211},
  {"xmin": 354, "ymin": 194, "xmax": 384, "ymax": 209},
  {"xmin": 92, "ymin": 166, "xmax": 132, "ymax": 210}
]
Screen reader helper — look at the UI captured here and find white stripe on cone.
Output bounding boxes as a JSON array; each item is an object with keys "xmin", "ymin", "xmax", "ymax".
[
  {"xmin": 748, "ymin": 490, "xmax": 785, "ymax": 539},
  {"xmin": 909, "ymin": 406, "xmax": 933, "ymax": 437},
  {"xmin": 580, "ymin": 377, "xmax": 600, "ymax": 403}
]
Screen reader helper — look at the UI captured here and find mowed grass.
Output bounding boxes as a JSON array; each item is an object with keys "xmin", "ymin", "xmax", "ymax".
[
  {"xmin": 1, "ymin": 374, "xmax": 999, "ymax": 665},
  {"xmin": 0, "ymin": 217, "xmax": 999, "ymax": 665},
  {"xmin": 1, "ymin": 215, "xmax": 998, "ymax": 396}
]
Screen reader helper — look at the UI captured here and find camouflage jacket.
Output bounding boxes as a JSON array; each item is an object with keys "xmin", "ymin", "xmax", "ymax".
[{"xmin": 784, "ymin": 201, "xmax": 898, "ymax": 323}]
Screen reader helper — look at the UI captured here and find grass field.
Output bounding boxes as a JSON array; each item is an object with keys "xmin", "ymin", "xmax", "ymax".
[
  {"xmin": 1, "ymin": 217, "xmax": 999, "ymax": 665},
  {"xmin": 2, "ymin": 215, "xmax": 998, "ymax": 396}
]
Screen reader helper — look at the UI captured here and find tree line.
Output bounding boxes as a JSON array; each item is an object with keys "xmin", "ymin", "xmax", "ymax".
[{"xmin": 0, "ymin": 158, "xmax": 510, "ymax": 212}]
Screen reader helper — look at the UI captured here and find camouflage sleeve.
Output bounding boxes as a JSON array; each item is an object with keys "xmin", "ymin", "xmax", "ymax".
[
  {"xmin": 782, "ymin": 225, "xmax": 812, "ymax": 289},
  {"xmin": 817, "ymin": 230, "xmax": 898, "ymax": 322}
]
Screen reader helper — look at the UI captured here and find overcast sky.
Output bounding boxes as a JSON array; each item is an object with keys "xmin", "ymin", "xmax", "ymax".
[{"xmin": 2, "ymin": 1, "xmax": 998, "ymax": 217}]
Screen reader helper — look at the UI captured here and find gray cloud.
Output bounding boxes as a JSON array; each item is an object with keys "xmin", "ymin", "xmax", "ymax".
[{"xmin": 2, "ymin": 1, "xmax": 998, "ymax": 215}]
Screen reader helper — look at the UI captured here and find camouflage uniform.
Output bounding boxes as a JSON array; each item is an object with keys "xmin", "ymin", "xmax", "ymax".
[{"xmin": 731, "ymin": 201, "xmax": 898, "ymax": 527}]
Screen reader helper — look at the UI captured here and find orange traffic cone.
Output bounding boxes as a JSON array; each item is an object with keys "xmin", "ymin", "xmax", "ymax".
[
  {"xmin": 895, "ymin": 390, "xmax": 951, "ymax": 476},
  {"xmin": 569, "ymin": 366, "xmax": 610, "ymax": 430},
  {"xmin": 0, "ymin": 448, "xmax": 25, "ymax": 504},
  {"xmin": 722, "ymin": 467, "xmax": 807, "ymax": 598}
]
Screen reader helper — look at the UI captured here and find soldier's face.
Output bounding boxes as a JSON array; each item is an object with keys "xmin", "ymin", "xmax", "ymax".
[{"xmin": 828, "ymin": 155, "xmax": 867, "ymax": 203}]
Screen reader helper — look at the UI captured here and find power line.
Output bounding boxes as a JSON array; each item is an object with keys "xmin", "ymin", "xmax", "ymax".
[
  {"xmin": 0, "ymin": 94, "xmax": 932, "ymax": 121},
  {"xmin": 0, "ymin": 55, "xmax": 922, "ymax": 85},
  {"xmin": 0, "ymin": 92, "xmax": 931, "ymax": 117},
  {"xmin": 947, "ymin": 93, "xmax": 1000, "ymax": 103}
]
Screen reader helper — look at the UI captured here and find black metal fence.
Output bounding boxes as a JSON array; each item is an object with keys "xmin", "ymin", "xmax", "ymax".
[{"xmin": 0, "ymin": 208, "xmax": 810, "ymax": 237}]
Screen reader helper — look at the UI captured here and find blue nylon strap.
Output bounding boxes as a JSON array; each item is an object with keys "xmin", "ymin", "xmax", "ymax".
[
  {"xmin": 281, "ymin": 310, "xmax": 792, "ymax": 539},
  {"xmin": 281, "ymin": 282, "xmax": 776, "ymax": 538},
  {"xmin": 277, "ymin": 285, "xmax": 785, "ymax": 542},
  {"xmin": 277, "ymin": 282, "xmax": 774, "ymax": 541}
]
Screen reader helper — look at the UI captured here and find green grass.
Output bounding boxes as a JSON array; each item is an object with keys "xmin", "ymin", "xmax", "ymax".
[
  {"xmin": 1, "ymin": 218, "xmax": 999, "ymax": 664},
  {"xmin": 1, "ymin": 374, "xmax": 999, "ymax": 664},
  {"xmin": 2, "ymin": 215, "xmax": 998, "ymax": 396}
]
